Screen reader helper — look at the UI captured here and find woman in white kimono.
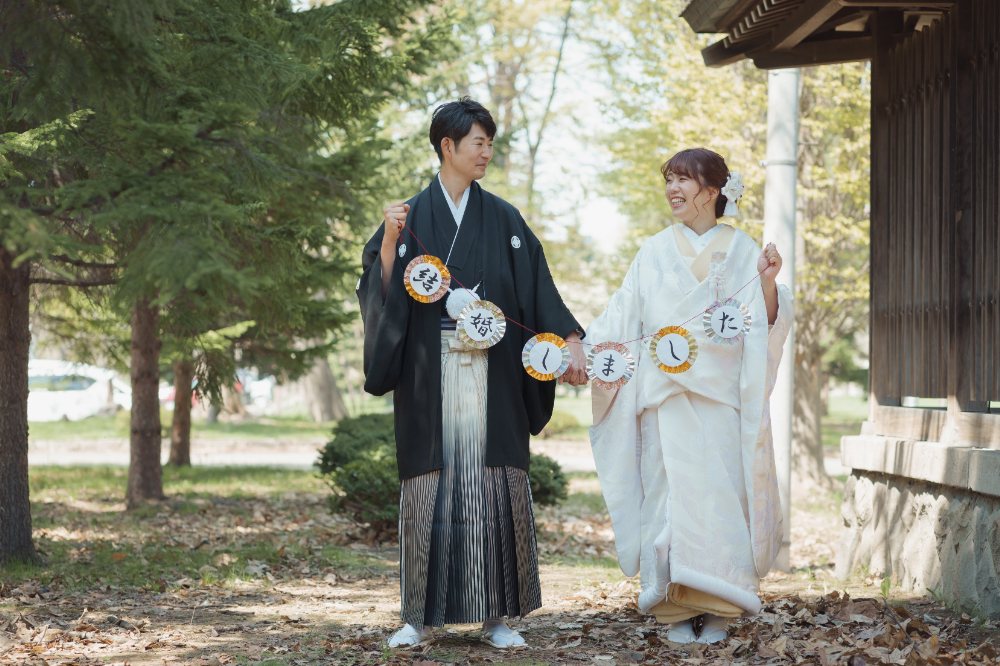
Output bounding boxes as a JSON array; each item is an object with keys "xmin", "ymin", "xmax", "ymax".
[{"xmin": 587, "ymin": 148, "xmax": 792, "ymax": 644}]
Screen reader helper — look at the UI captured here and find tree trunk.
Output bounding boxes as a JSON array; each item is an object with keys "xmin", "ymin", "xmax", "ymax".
[
  {"xmin": 0, "ymin": 250, "xmax": 41, "ymax": 564},
  {"xmin": 792, "ymin": 348, "xmax": 832, "ymax": 489},
  {"xmin": 304, "ymin": 358, "xmax": 348, "ymax": 422},
  {"xmin": 221, "ymin": 384, "xmax": 246, "ymax": 416},
  {"xmin": 126, "ymin": 298, "xmax": 165, "ymax": 508},
  {"xmin": 168, "ymin": 358, "xmax": 193, "ymax": 466}
]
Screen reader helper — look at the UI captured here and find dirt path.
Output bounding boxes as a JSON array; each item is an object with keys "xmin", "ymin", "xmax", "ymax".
[{"xmin": 27, "ymin": 437, "xmax": 328, "ymax": 468}]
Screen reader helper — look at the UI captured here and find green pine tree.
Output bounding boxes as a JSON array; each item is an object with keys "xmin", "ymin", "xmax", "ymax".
[{"xmin": 1, "ymin": 0, "xmax": 450, "ymax": 559}]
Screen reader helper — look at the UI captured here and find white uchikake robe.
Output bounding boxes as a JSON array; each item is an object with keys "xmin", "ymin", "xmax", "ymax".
[{"xmin": 587, "ymin": 224, "xmax": 793, "ymax": 616}]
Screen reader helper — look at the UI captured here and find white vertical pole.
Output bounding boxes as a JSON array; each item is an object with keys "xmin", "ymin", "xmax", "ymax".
[{"xmin": 762, "ymin": 67, "xmax": 800, "ymax": 573}]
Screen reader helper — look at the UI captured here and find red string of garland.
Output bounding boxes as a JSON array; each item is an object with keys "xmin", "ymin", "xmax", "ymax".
[{"xmin": 400, "ymin": 223, "xmax": 768, "ymax": 347}]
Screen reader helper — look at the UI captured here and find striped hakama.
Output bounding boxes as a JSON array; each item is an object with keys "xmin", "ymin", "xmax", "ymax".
[{"xmin": 398, "ymin": 331, "xmax": 542, "ymax": 628}]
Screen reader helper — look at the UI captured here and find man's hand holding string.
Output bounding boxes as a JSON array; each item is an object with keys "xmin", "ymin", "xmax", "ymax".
[
  {"xmin": 757, "ymin": 242, "xmax": 782, "ymax": 326},
  {"xmin": 561, "ymin": 332, "xmax": 589, "ymax": 386},
  {"xmin": 381, "ymin": 202, "xmax": 409, "ymax": 300}
]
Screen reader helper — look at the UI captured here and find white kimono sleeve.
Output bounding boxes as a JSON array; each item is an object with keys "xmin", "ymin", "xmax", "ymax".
[
  {"xmin": 740, "ymin": 282, "xmax": 795, "ymax": 577},
  {"xmin": 586, "ymin": 251, "xmax": 645, "ymax": 576}
]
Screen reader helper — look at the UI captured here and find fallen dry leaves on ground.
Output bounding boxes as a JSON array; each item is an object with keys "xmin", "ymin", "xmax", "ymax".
[
  {"xmin": 5, "ymin": 579, "xmax": 995, "ymax": 666},
  {"xmin": 2, "ymin": 473, "xmax": 996, "ymax": 666}
]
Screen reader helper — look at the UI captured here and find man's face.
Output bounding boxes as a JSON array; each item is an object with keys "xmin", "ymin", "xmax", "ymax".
[{"xmin": 442, "ymin": 123, "xmax": 493, "ymax": 180}]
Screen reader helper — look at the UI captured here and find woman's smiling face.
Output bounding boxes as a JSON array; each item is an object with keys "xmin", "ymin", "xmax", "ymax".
[{"xmin": 664, "ymin": 170, "xmax": 718, "ymax": 223}]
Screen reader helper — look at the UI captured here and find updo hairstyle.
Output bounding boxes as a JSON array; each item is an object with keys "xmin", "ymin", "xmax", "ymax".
[{"xmin": 660, "ymin": 148, "xmax": 731, "ymax": 219}]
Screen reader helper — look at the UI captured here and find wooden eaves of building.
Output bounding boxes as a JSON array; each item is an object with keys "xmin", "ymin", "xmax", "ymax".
[{"xmin": 680, "ymin": 0, "xmax": 1000, "ymax": 616}]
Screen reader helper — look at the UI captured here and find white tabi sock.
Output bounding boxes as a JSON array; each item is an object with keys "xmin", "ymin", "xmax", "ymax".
[
  {"xmin": 482, "ymin": 618, "xmax": 526, "ymax": 648},
  {"xmin": 387, "ymin": 623, "xmax": 432, "ymax": 648},
  {"xmin": 667, "ymin": 619, "xmax": 698, "ymax": 644},
  {"xmin": 696, "ymin": 615, "xmax": 729, "ymax": 644}
]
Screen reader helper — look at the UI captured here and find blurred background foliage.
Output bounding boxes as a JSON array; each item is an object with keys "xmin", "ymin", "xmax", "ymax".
[{"xmin": 5, "ymin": 0, "xmax": 872, "ymax": 520}]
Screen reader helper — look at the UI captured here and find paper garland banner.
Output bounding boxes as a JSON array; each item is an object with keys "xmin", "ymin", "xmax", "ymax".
[
  {"xmin": 456, "ymin": 300, "xmax": 506, "ymax": 349},
  {"xmin": 650, "ymin": 326, "xmax": 698, "ymax": 374},
  {"xmin": 586, "ymin": 342, "xmax": 635, "ymax": 390},
  {"xmin": 521, "ymin": 333, "xmax": 570, "ymax": 381},
  {"xmin": 704, "ymin": 300, "xmax": 751, "ymax": 345},
  {"xmin": 404, "ymin": 255, "xmax": 450, "ymax": 303}
]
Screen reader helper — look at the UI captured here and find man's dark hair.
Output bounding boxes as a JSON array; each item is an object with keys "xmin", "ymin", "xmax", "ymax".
[{"xmin": 429, "ymin": 98, "xmax": 497, "ymax": 162}]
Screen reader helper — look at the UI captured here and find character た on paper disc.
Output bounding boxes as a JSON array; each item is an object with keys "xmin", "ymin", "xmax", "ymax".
[{"xmin": 703, "ymin": 300, "xmax": 751, "ymax": 345}]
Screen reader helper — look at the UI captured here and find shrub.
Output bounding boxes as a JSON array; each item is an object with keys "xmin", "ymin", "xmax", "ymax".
[
  {"xmin": 316, "ymin": 413, "xmax": 398, "ymax": 535},
  {"xmin": 538, "ymin": 409, "xmax": 579, "ymax": 439},
  {"xmin": 316, "ymin": 414, "xmax": 569, "ymax": 535},
  {"xmin": 326, "ymin": 456, "xmax": 400, "ymax": 534},
  {"xmin": 528, "ymin": 452, "xmax": 569, "ymax": 506},
  {"xmin": 316, "ymin": 412, "xmax": 395, "ymax": 474}
]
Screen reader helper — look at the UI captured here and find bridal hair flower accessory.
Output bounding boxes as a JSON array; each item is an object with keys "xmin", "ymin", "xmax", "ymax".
[{"xmin": 720, "ymin": 171, "xmax": 744, "ymax": 217}]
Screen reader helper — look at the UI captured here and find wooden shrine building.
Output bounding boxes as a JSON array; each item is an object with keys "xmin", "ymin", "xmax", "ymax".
[{"xmin": 680, "ymin": 0, "xmax": 1000, "ymax": 616}]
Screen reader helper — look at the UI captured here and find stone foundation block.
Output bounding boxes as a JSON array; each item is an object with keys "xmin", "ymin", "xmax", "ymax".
[{"xmin": 836, "ymin": 471, "xmax": 1000, "ymax": 618}]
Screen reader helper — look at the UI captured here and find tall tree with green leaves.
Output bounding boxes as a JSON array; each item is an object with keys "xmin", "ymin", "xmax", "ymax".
[
  {"xmin": 1, "ymin": 0, "xmax": 449, "ymax": 558},
  {"xmin": 1, "ymin": 0, "xmax": 142, "ymax": 562}
]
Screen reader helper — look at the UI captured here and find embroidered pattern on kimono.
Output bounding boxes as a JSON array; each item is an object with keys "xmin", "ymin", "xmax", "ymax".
[{"xmin": 587, "ymin": 224, "xmax": 793, "ymax": 615}]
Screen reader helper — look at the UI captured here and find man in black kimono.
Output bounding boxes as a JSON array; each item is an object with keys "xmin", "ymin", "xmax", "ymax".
[{"xmin": 357, "ymin": 98, "xmax": 587, "ymax": 648}]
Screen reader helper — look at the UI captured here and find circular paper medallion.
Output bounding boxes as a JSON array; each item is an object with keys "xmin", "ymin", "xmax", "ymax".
[
  {"xmin": 404, "ymin": 255, "xmax": 451, "ymax": 303},
  {"xmin": 703, "ymin": 299, "xmax": 751, "ymax": 345},
  {"xmin": 456, "ymin": 300, "xmax": 506, "ymax": 349},
  {"xmin": 586, "ymin": 342, "xmax": 635, "ymax": 390},
  {"xmin": 521, "ymin": 333, "xmax": 570, "ymax": 381},
  {"xmin": 650, "ymin": 326, "xmax": 698, "ymax": 374}
]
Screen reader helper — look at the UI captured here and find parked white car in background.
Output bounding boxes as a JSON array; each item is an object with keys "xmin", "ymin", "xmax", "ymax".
[{"xmin": 27, "ymin": 359, "xmax": 132, "ymax": 422}]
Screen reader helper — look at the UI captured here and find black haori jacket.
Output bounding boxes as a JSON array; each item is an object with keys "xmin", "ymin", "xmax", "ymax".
[{"xmin": 358, "ymin": 178, "xmax": 581, "ymax": 481}]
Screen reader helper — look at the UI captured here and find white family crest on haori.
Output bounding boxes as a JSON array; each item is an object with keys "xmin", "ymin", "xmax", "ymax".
[
  {"xmin": 404, "ymin": 255, "xmax": 451, "ymax": 303},
  {"xmin": 398, "ymin": 243, "xmax": 407, "ymax": 258},
  {"xmin": 521, "ymin": 333, "xmax": 570, "ymax": 381},
  {"xmin": 456, "ymin": 300, "xmax": 506, "ymax": 348},
  {"xmin": 720, "ymin": 171, "xmax": 744, "ymax": 217},
  {"xmin": 511, "ymin": 235, "xmax": 521, "ymax": 249},
  {"xmin": 585, "ymin": 224, "xmax": 794, "ymax": 618}
]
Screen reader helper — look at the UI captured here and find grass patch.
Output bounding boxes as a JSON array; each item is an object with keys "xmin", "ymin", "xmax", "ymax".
[
  {"xmin": 827, "ymin": 395, "xmax": 869, "ymax": 420},
  {"xmin": 821, "ymin": 395, "xmax": 868, "ymax": 455},
  {"xmin": 541, "ymin": 553, "xmax": 621, "ymax": 569},
  {"xmin": 558, "ymin": 471, "xmax": 607, "ymax": 516},
  {"xmin": 28, "ymin": 414, "xmax": 337, "ymax": 442},
  {"xmin": 564, "ymin": 492, "xmax": 608, "ymax": 516},
  {"xmin": 822, "ymin": 420, "xmax": 862, "ymax": 452},
  {"xmin": 553, "ymin": 395, "xmax": 593, "ymax": 428},
  {"xmin": 30, "ymin": 465, "xmax": 326, "ymax": 502},
  {"xmin": 6, "ymin": 465, "xmax": 381, "ymax": 593}
]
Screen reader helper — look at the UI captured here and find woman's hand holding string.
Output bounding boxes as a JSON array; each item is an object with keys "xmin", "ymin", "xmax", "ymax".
[
  {"xmin": 380, "ymin": 202, "xmax": 409, "ymax": 300},
  {"xmin": 758, "ymin": 242, "xmax": 781, "ymax": 326}
]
